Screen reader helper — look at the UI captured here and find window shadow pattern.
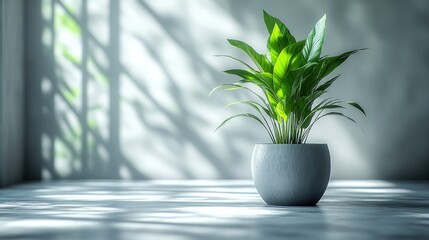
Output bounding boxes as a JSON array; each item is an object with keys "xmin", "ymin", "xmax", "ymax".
[{"xmin": 24, "ymin": 0, "xmax": 265, "ymax": 180}]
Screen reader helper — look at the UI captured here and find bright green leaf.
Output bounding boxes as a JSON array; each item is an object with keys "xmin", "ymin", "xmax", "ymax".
[
  {"xmin": 263, "ymin": 10, "xmax": 296, "ymax": 44},
  {"xmin": 268, "ymin": 24, "xmax": 288, "ymax": 64},
  {"xmin": 276, "ymin": 101, "xmax": 288, "ymax": 121},
  {"xmin": 273, "ymin": 41, "xmax": 305, "ymax": 93}
]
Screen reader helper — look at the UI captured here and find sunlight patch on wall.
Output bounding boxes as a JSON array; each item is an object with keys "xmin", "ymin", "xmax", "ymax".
[
  {"xmin": 117, "ymin": 0, "xmax": 262, "ymax": 179},
  {"xmin": 309, "ymin": 117, "xmax": 372, "ymax": 179},
  {"xmin": 87, "ymin": 0, "xmax": 110, "ymax": 172}
]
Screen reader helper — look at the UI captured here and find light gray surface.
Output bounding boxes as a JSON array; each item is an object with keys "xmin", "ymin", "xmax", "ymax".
[
  {"xmin": 24, "ymin": 0, "xmax": 429, "ymax": 180},
  {"xmin": 0, "ymin": 180, "xmax": 428, "ymax": 239},
  {"xmin": 252, "ymin": 144, "xmax": 330, "ymax": 205},
  {"xmin": 0, "ymin": 0, "xmax": 24, "ymax": 187}
]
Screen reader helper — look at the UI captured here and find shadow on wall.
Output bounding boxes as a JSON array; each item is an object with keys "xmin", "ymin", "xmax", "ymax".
[
  {"xmin": 25, "ymin": 0, "xmax": 260, "ymax": 180},
  {"xmin": 25, "ymin": 0, "xmax": 429, "ymax": 180}
]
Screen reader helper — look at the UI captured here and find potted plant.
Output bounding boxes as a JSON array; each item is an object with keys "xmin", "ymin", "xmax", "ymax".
[{"xmin": 211, "ymin": 11, "xmax": 365, "ymax": 206}]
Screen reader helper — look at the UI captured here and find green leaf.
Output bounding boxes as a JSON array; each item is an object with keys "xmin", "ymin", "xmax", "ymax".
[
  {"xmin": 225, "ymin": 70, "xmax": 274, "ymax": 94},
  {"xmin": 268, "ymin": 24, "xmax": 288, "ymax": 64},
  {"xmin": 315, "ymin": 111, "xmax": 365, "ymax": 133},
  {"xmin": 290, "ymin": 62, "xmax": 316, "ymax": 98},
  {"xmin": 273, "ymin": 41, "xmax": 305, "ymax": 91},
  {"xmin": 304, "ymin": 49, "xmax": 364, "ymax": 95},
  {"xmin": 347, "ymin": 101, "xmax": 366, "ymax": 116},
  {"xmin": 263, "ymin": 10, "xmax": 296, "ymax": 44},
  {"xmin": 302, "ymin": 14, "xmax": 326, "ymax": 63},
  {"xmin": 303, "ymin": 91, "xmax": 328, "ymax": 109},
  {"xmin": 319, "ymin": 104, "xmax": 344, "ymax": 111},
  {"xmin": 299, "ymin": 95, "xmax": 333, "ymax": 128},
  {"xmin": 276, "ymin": 100, "xmax": 288, "ymax": 121},
  {"xmin": 224, "ymin": 69, "xmax": 261, "ymax": 83},
  {"xmin": 255, "ymin": 72, "xmax": 274, "ymax": 89},
  {"xmin": 302, "ymin": 104, "xmax": 344, "ymax": 128},
  {"xmin": 211, "ymin": 83, "xmax": 267, "ymax": 104},
  {"xmin": 211, "ymin": 81, "xmax": 278, "ymax": 120},
  {"xmin": 225, "ymin": 101, "xmax": 272, "ymax": 118},
  {"xmin": 215, "ymin": 113, "xmax": 272, "ymax": 138},
  {"xmin": 317, "ymin": 111, "xmax": 358, "ymax": 124},
  {"xmin": 208, "ymin": 85, "xmax": 224, "ymax": 97},
  {"xmin": 232, "ymin": 101, "xmax": 276, "ymax": 141},
  {"xmin": 266, "ymin": 91, "xmax": 279, "ymax": 115},
  {"xmin": 214, "ymin": 54, "xmax": 255, "ymax": 70},
  {"xmin": 275, "ymin": 88, "xmax": 284, "ymax": 99},
  {"xmin": 227, "ymin": 39, "xmax": 273, "ymax": 72},
  {"xmin": 209, "ymin": 83, "xmax": 245, "ymax": 97},
  {"xmin": 315, "ymin": 75, "xmax": 340, "ymax": 92},
  {"xmin": 317, "ymin": 49, "xmax": 364, "ymax": 79}
]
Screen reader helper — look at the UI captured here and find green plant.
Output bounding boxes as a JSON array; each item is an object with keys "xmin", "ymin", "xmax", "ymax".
[{"xmin": 211, "ymin": 11, "xmax": 365, "ymax": 144}]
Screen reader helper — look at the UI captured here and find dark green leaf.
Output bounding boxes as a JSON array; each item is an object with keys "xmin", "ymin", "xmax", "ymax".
[
  {"xmin": 317, "ymin": 49, "xmax": 365, "ymax": 79},
  {"xmin": 347, "ymin": 101, "xmax": 366, "ymax": 116},
  {"xmin": 315, "ymin": 75, "xmax": 341, "ymax": 92},
  {"xmin": 317, "ymin": 112, "xmax": 358, "ymax": 125}
]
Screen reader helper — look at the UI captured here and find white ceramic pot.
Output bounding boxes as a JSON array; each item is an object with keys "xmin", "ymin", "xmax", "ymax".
[{"xmin": 251, "ymin": 144, "xmax": 330, "ymax": 206}]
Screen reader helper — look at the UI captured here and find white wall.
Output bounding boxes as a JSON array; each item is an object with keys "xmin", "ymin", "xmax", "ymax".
[{"xmin": 25, "ymin": 0, "xmax": 429, "ymax": 180}]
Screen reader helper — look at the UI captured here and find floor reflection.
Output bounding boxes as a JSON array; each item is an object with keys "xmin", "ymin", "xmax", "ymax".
[{"xmin": 0, "ymin": 180, "xmax": 428, "ymax": 239}]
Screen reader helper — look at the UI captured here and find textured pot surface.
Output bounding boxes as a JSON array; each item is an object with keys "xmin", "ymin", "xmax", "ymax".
[{"xmin": 251, "ymin": 144, "xmax": 330, "ymax": 206}]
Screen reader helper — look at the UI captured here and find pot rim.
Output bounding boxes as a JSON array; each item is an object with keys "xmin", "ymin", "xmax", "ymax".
[{"xmin": 254, "ymin": 143, "xmax": 327, "ymax": 146}]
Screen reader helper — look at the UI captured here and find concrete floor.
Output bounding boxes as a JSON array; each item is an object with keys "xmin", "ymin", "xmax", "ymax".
[{"xmin": 0, "ymin": 180, "xmax": 428, "ymax": 239}]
